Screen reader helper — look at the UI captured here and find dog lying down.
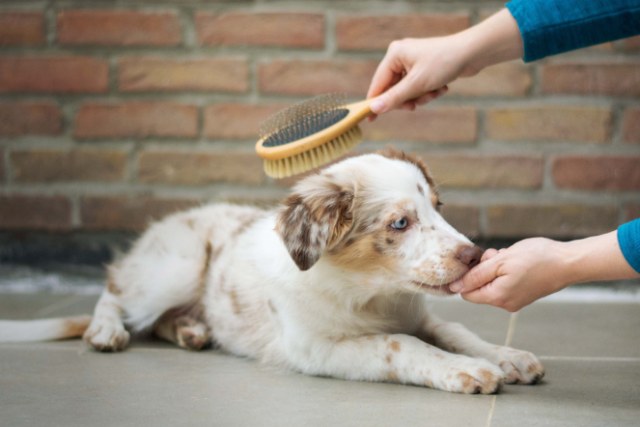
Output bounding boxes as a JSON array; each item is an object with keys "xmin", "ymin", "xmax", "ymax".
[{"xmin": 0, "ymin": 148, "xmax": 544, "ymax": 394}]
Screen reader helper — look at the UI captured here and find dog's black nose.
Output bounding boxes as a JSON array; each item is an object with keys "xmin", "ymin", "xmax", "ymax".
[{"xmin": 456, "ymin": 245, "xmax": 483, "ymax": 268}]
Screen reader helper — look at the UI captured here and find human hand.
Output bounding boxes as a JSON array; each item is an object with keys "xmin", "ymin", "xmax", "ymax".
[
  {"xmin": 366, "ymin": 36, "xmax": 473, "ymax": 115},
  {"xmin": 448, "ymin": 238, "xmax": 570, "ymax": 312},
  {"xmin": 366, "ymin": 9, "xmax": 524, "ymax": 117}
]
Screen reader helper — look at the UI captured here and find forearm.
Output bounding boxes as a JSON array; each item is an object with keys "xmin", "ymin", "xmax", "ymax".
[
  {"xmin": 559, "ymin": 231, "xmax": 639, "ymax": 287},
  {"xmin": 454, "ymin": 9, "xmax": 523, "ymax": 76}
]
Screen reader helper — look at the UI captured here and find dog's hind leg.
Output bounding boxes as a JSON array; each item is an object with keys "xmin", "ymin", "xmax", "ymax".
[
  {"xmin": 153, "ymin": 306, "xmax": 211, "ymax": 351},
  {"xmin": 83, "ymin": 289, "xmax": 130, "ymax": 352}
]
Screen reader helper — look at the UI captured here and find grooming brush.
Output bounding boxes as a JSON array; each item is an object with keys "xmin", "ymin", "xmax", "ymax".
[{"xmin": 255, "ymin": 93, "xmax": 372, "ymax": 179}]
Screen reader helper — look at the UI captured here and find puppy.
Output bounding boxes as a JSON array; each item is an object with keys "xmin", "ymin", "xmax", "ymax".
[{"xmin": 0, "ymin": 148, "xmax": 544, "ymax": 394}]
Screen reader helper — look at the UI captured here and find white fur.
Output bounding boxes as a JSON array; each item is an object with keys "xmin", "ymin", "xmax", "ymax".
[{"xmin": 0, "ymin": 151, "xmax": 544, "ymax": 394}]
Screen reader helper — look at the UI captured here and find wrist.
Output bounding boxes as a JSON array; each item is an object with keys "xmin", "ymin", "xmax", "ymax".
[{"xmin": 457, "ymin": 8, "xmax": 523, "ymax": 76}]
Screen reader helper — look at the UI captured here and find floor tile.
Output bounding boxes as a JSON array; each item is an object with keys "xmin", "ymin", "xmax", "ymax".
[
  {"xmin": 428, "ymin": 298, "xmax": 513, "ymax": 346},
  {"xmin": 0, "ymin": 343, "xmax": 494, "ymax": 427},
  {"xmin": 491, "ymin": 359, "xmax": 640, "ymax": 427},
  {"xmin": 511, "ymin": 303, "xmax": 640, "ymax": 358}
]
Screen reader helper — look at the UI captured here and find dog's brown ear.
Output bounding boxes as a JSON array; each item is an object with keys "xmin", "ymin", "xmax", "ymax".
[{"xmin": 276, "ymin": 176, "xmax": 354, "ymax": 271}]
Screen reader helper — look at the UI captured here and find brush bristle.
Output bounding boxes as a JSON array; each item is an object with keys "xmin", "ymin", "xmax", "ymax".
[
  {"xmin": 259, "ymin": 93, "xmax": 347, "ymax": 145},
  {"xmin": 263, "ymin": 125, "xmax": 363, "ymax": 178}
]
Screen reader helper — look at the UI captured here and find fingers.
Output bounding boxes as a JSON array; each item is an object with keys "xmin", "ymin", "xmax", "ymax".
[
  {"xmin": 449, "ymin": 254, "xmax": 500, "ymax": 294},
  {"xmin": 367, "ymin": 48, "xmax": 403, "ymax": 100},
  {"xmin": 481, "ymin": 248, "xmax": 499, "ymax": 262},
  {"xmin": 414, "ymin": 85, "xmax": 448, "ymax": 106}
]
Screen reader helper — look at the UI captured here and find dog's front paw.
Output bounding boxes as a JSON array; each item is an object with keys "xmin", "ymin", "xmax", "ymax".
[
  {"xmin": 493, "ymin": 347, "xmax": 545, "ymax": 385},
  {"xmin": 83, "ymin": 320, "xmax": 130, "ymax": 352},
  {"xmin": 176, "ymin": 322, "xmax": 211, "ymax": 351},
  {"xmin": 437, "ymin": 357, "xmax": 504, "ymax": 394}
]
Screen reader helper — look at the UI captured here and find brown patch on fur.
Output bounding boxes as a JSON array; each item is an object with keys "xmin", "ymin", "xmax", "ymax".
[
  {"xmin": 184, "ymin": 218, "xmax": 196, "ymax": 229},
  {"xmin": 389, "ymin": 340, "xmax": 401, "ymax": 352},
  {"xmin": 62, "ymin": 316, "xmax": 91, "ymax": 339},
  {"xmin": 385, "ymin": 354, "xmax": 393, "ymax": 364},
  {"xmin": 387, "ymin": 370, "xmax": 399, "ymax": 382},
  {"xmin": 417, "ymin": 183, "xmax": 424, "ymax": 195},
  {"xmin": 327, "ymin": 232, "xmax": 394, "ymax": 272},
  {"xmin": 229, "ymin": 289, "xmax": 243, "ymax": 315},
  {"xmin": 198, "ymin": 240, "xmax": 213, "ymax": 292},
  {"xmin": 277, "ymin": 184, "xmax": 354, "ymax": 271},
  {"xmin": 479, "ymin": 369, "xmax": 495, "ymax": 384},
  {"xmin": 458, "ymin": 373, "xmax": 476, "ymax": 393},
  {"xmin": 106, "ymin": 278, "xmax": 121, "ymax": 296}
]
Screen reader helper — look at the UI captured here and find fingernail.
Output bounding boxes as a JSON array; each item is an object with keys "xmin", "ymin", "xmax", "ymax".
[
  {"xmin": 370, "ymin": 97, "xmax": 386, "ymax": 114},
  {"xmin": 449, "ymin": 281, "xmax": 463, "ymax": 293}
]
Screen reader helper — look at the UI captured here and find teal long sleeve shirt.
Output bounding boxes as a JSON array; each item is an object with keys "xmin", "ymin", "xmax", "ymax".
[
  {"xmin": 506, "ymin": 0, "xmax": 640, "ymax": 62},
  {"xmin": 618, "ymin": 219, "xmax": 640, "ymax": 274}
]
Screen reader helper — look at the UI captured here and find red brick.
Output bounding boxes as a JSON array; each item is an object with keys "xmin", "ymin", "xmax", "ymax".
[
  {"xmin": 439, "ymin": 204, "xmax": 480, "ymax": 238},
  {"xmin": 80, "ymin": 196, "xmax": 197, "ymax": 231},
  {"xmin": 552, "ymin": 156, "xmax": 640, "ymax": 191},
  {"xmin": 0, "ymin": 195, "xmax": 72, "ymax": 231},
  {"xmin": 75, "ymin": 102, "xmax": 198, "ymax": 139},
  {"xmin": 57, "ymin": 10, "xmax": 181, "ymax": 46},
  {"xmin": 422, "ymin": 154, "xmax": 543, "ymax": 189},
  {"xmin": 11, "ymin": 148, "xmax": 128, "ymax": 183},
  {"xmin": 487, "ymin": 204, "xmax": 618, "ymax": 238},
  {"xmin": 204, "ymin": 103, "xmax": 286, "ymax": 140},
  {"xmin": 622, "ymin": 108, "xmax": 640, "ymax": 144},
  {"xmin": 0, "ymin": 102, "xmax": 62, "ymax": 136},
  {"xmin": 0, "ymin": 11, "xmax": 44, "ymax": 46},
  {"xmin": 336, "ymin": 13, "xmax": 469, "ymax": 51},
  {"xmin": 0, "ymin": 56, "xmax": 108, "ymax": 94},
  {"xmin": 363, "ymin": 107, "xmax": 477, "ymax": 144},
  {"xmin": 624, "ymin": 204, "xmax": 640, "ymax": 222},
  {"xmin": 448, "ymin": 62, "xmax": 532, "ymax": 97},
  {"xmin": 258, "ymin": 59, "xmax": 377, "ymax": 96},
  {"xmin": 542, "ymin": 62, "xmax": 640, "ymax": 96},
  {"xmin": 485, "ymin": 105, "xmax": 611, "ymax": 143},
  {"xmin": 196, "ymin": 12, "xmax": 324, "ymax": 48},
  {"xmin": 118, "ymin": 57, "xmax": 248, "ymax": 93},
  {"xmin": 138, "ymin": 150, "xmax": 264, "ymax": 185}
]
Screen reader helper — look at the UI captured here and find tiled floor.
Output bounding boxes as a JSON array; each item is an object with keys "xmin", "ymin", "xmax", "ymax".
[{"xmin": 1, "ymin": 289, "xmax": 639, "ymax": 427}]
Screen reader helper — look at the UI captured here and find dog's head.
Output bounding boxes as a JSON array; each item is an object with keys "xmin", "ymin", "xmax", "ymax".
[{"xmin": 276, "ymin": 148, "xmax": 481, "ymax": 296}]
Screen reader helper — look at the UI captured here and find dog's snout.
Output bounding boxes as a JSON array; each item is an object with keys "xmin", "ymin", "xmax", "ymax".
[{"xmin": 456, "ymin": 245, "xmax": 483, "ymax": 269}]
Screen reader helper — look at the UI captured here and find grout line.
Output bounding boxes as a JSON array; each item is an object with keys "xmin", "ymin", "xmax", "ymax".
[
  {"xmin": 504, "ymin": 312, "xmax": 518, "ymax": 346},
  {"xmin": 485, "ymin": 395, "xmax": 497, "ymax": 427}
]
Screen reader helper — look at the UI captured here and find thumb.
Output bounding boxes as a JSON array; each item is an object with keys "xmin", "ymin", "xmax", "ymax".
[
  {"xmin": 370, "ymin": 75, "xmax": 421, "ymax": 115},
  {"xmin": 449, "ymin": 256, "xmax": 501, "ymax": 294}
]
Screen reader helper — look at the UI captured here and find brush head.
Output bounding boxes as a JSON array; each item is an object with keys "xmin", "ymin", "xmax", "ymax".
[{"xmin": 256, "ymin": 94, "xmax": 371, "ymax": 179}]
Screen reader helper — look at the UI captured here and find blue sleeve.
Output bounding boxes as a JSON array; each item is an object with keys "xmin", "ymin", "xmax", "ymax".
[
  {"xmin": 618, "ymin": 218, "xmax": 640, "ymax": 273},
  {"xmin": 505, "ymin": 0, "xmax": 640, "ymax": 62}
]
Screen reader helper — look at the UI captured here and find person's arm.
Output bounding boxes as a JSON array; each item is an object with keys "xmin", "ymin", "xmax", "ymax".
[
  {"xmin": 367, "ymin": 9, "xmax": 522, "ymax": 115},
  {"xmin": 368, "ymin": 0, "xmax": 640, "ymax": 115},
  {"xmin": 507, "ymin": 0, "xmax": 640, "ymax": 62},
  {"xmin": 448, "ymin": 224, "xmax": 640, "ymax": 312}
]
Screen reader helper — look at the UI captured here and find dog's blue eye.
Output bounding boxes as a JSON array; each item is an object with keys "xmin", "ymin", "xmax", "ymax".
[{"xmin": 391, "ymin": 218, "xmax": 409, "ymax": 230}]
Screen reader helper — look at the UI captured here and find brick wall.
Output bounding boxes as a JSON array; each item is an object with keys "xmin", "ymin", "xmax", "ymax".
[{"xmin": 1, "ymin": 1, "xmax": 639, "ymax": 260}]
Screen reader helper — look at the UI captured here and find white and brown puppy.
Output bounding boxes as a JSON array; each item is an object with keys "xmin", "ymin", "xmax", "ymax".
[{"xmin": 0, "ymin": 149, "xmax": 544, "ymax": 394}]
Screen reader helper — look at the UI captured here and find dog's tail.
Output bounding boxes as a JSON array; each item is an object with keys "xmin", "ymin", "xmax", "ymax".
[{"xmin": 0, "ymin": 315, "xmax": 92, "ymax": 342}]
